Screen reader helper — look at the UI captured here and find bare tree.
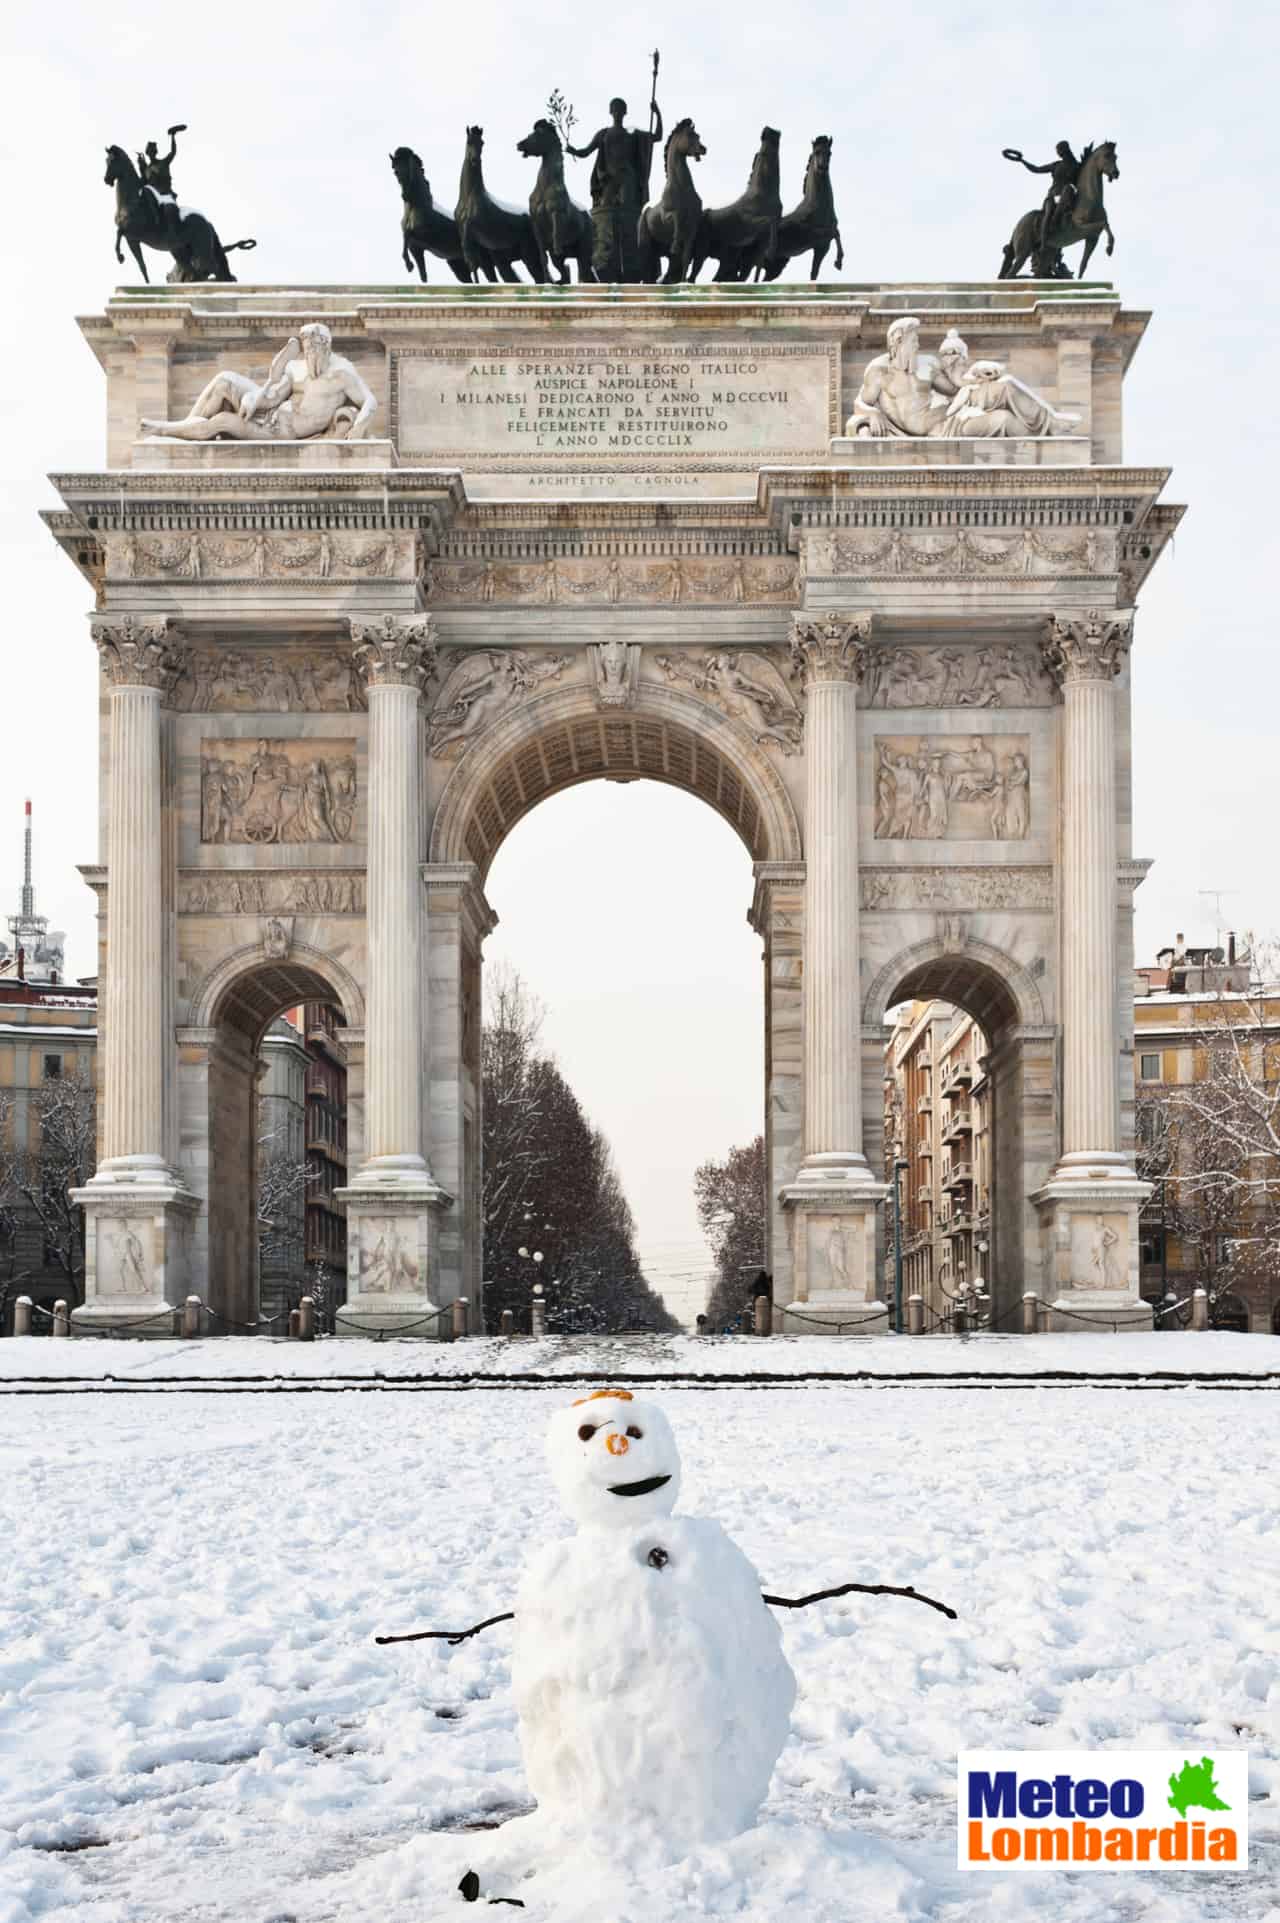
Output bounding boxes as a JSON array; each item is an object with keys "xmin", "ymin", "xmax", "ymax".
[
  {"xmin": 1141, "ymin": 942, "xmax": 1280, "ymax": 1324},
  {"xmin": 695, "ymin": 1135, "xmax": 767, "ymax": 1328},
  {"xmin": 0, "ymin": 1062, "xmax": 96, "ymax": 1322}
]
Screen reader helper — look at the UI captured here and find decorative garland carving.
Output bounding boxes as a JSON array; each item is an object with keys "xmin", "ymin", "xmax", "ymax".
[
  {"xmin": 109, "ymin": 531, "xmax": 408, "ymax": 581},
  {"xmin": 811, "ymin": 528, "xmax": 1108, "ymax": 578},
  {"xmin": 422, "ymin": 555, "xmax": 798, "ymax": 606}
]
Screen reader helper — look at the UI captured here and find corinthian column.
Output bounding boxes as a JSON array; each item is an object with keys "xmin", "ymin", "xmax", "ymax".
[
  {"xmin": 1033, "ymin": 610, "xmax": 1150, "ymax": 1325},
  {"xmin": 1041, "ymin": 611, "xmax": 1135, "ymax": 1173},
  {"xmin": 73, "ymin": 618, "xmax": 197, "ymax": 1330},
  {"xmin": 789, "ymin": 613, "xmax": 876, "ymax": 1184},
  {"xmin": 337, "ymin": 616, "xmax": 448, "ymax": 1332},
  {"xmin": 780, "ymin": 614, "xmax": 887, "ymax": 1329},
  {"xmin": 94, "ymin": 617, "xmax": 184, "ymax": 1177},
  {"xmin": 349, "ymin": 615, "xmax": 438, "ymax": 1181}
]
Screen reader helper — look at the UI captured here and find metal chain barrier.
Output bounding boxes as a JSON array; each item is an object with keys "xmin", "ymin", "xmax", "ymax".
[
  {"xmin": 331, "ymin": 1305, "xmax": 453, "ymax": 1341},
  {"xmin": 779, "ymin": 1305, "xmax": 892, "ymax": 1335}
]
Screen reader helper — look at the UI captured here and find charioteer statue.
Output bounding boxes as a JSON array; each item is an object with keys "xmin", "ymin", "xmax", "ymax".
[
  {"xmin": 998, "ymin": 135, "xmax": 1119, "ymax": 280},
  {"xmin": 567, "ymin": 69, "xmax": 663, "ymax": 282}
]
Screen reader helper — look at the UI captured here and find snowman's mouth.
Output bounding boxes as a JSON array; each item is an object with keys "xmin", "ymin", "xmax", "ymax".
[{"xmin": 607, "ymin": 1474, "xmax": 672, "ymax": 1498}]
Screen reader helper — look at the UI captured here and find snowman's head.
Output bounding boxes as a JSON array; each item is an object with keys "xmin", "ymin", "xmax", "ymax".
[{"xmin": 547, "ymin": 1389, "xmax": 680, "ymax": 1530}]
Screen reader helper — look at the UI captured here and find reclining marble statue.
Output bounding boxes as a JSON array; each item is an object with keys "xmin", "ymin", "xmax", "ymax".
[
  {"xmin": 141, "ymin": 323, "xmax": 376, "ymax": 441},
  {"xmin": 846, "ymin": 317, "xmax": 1078, "ymax": 439}
]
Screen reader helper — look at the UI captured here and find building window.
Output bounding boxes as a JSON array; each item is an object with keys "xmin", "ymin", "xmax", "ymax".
[
  {"xmin": 1139, "ymin": 1231, "xmax": 1164, "ymax": 1267},
  {"xmin": 1139, "ymin": 1053, "xmax": 1161, "ymax": 1081},
  {"xmin": 43, "ymin": 1054, "xmax": 62, "ymax": 1081}
]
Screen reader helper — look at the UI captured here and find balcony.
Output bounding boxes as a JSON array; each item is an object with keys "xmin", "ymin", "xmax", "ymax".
[
  {"xmin": 943, "ymin": 1107, "xmax": 973, "ymax": 1143},
  {"xmin": 944, "ymin": 1061, "xmax": 974, "ymax": 1091},
  {"xmin": 917, "ymin": 1137, "xmax": 933, "ymax": 1158},
  {"xmin": 917, "ymin": 1092, "xmax": 933, "ymax": 1115},
  {"xmin": 945, "ymin": 1213, "xmax": 972, "ymax": 1237},
  {"xmin": 943, "ymin": 1162, "xmax": 974, "ymax": 1191}
]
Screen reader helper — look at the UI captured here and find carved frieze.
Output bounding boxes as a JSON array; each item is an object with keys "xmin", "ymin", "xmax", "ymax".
[
  {"xmin": 422, "ymin": 555, "xmax": 798, "ymax": 606},
  {"xmin": 649, "ymin": 648, "xmax": 803, "ymax": 754},
  {"xmin": 864, "ymin": 644, "xmax": 1052, "ymax": 708},
  {"xmin": 860, "ymin": 866, "xmax": 1053, "ymax": 911},
  {"xmin": 180, "ymin": 872, "xmax": 365, "ymax": 915},
  {"xmin": 874, "ymin": 735, "xmax": 1030, "ymax": 841},
  {"xmin": 175, "ymin": 650, "xmax": 367, "ymax": 713},
  {"xmin": 200, "ymin": 740, "xmax": 357, "ymax": 845},
  {"xmin": 109, "ymin": 531, "xmax": 409, "ymax": 581},
  {"xmin": 427, "ymin": 649, "xmax": 572, "ymax": 758},
  {"xmin": 809, "ymin": 528, "xmax": 1110, "ymax": 578}
]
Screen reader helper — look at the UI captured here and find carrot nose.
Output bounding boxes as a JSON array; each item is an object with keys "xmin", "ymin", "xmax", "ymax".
[{"xmin": 605, "ymin": 1433, "xmax": 629, "ymax": 1457}]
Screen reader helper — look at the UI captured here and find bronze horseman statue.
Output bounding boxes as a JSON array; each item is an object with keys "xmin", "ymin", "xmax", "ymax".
[
  {"xmin": 999, "ymin": 138, "xmax": 1119, "ymax": 279},
  {"xmin": 105, "ymin": 121, "xmax": 256, "ymax": 282}
]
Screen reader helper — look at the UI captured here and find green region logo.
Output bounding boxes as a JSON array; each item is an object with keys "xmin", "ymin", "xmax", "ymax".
[{"xmin": 1168, "ymin": 1757, "xmax": 1231, "ymax": 1817}]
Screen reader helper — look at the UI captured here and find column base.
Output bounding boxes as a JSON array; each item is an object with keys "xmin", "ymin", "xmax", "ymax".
[
  {"xmin": 1031, "ymin": 1170, "xmax": 1153, "ymax": 1328},
  {"xmin": 780, "ymin": 1181, "xmax": 891, "ymax": 1332},
  {"xmin": 70, "ymin": 1174, "xmax": 201, "ymax": 1335},
  {"xmin": 335, "ymin": 1176, "xmax": 453, "ymax": 1336}
]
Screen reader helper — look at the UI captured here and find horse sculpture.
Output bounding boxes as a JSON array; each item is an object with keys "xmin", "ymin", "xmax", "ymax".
[
  {"xmin": 456, "ymin": 126, "xmax": 548, "ymax": 283},
  {"xmin": 999, "ymin": 141, "xmax": 1119, "ymax": 280},
  {"xmin": 754, "ymin": 134, "xmax": 843, "ymax": 282},
  {"xmin": 104, "ymin": 145, "xmax": 255, "ymax": 283},
  {"xmin": 391, "ymin": 147, "xmax": 488, "ymax": 283},
  {"xmin": 637, "ymin": 118, "xmax": 707, "ymax": 284},
  {"xmin": 689, "ymin": 125, "xmax": 781, "ymax": 282},
  {"xmin": 517, "ymin": 120, "xmax": 594, "ymax": 282}
]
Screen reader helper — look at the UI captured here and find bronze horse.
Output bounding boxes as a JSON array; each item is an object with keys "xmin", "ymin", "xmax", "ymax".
[
  {"xmin": 104, "ymin": 144, "xmax": 254, "ymax": 283},
  {"xmin": 517, "ymin": 120, "xmax": 594, "ymax": 283},
  {"xmin": 999, "ymin": 141, "xmax": 1119, "ymax": 279},
  {"xmin": 456, "ymin": 126, "xmax": 548, "ymax": 283},
  {"xmin": 391, "ymin": 147, "xmax": 489, "ymax": 283},
  {"xmin": 755, "ymin": 135, "xmax": 843, "ymax": 282},
  {"xmin": 637, "ymin": 118, "xmax": 707, "ymax": 284},
  {"xmin": 689, "ymin": 125, "xmax": 781, "ymax": 282}
]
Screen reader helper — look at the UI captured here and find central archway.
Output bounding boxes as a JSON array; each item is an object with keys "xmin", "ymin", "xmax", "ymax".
[{"xmin": 425, "ymin": 684, "xmax": 804, "ymax": 1316}]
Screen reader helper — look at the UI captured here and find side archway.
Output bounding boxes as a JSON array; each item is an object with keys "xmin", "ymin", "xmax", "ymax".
[
  {"xmin": 862, "ymin": 936, "xmax": 1045, "ymax": 1038},
  {"xmin": 188, "ymin": 940, "xmax": 365, "ymax": 1040}
]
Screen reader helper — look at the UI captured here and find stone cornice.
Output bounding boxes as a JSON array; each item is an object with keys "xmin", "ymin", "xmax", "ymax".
[{"xmin": 420, "ymin": 861, "xmax": 499, "ymax": 938}]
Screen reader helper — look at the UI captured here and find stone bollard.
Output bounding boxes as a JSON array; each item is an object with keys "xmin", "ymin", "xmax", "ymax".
[
  {"xmin": 499, "ymin": 1309, "xmax": 515, "ymax": 1338},
  {"xmin": 288, "ymin": 1308, "xmax": 301, "ymax": 1339},
  {"xmin": 753, "ymin": 1294, "xmax": 772, "ymax": 1336},
  {"xmin": 298, "ymin": 1296, "xmax": 315, "ymax": 1342},
  {"xmin": 531, "ymin": 1289, "xmax": 546, "ymax": 1340},
  {"xmin": 451, "ymin": 1297, "xmax": 469, "ymax": 1339},
  {"xmin": 52, "ymin": 1299, "xmax": 70, "ymax": 1337},
  {"xmin": 906, "ymin": 1293, "xmax": 924, "ymax": 1336},
  {"xmin": 1191, "ymin": 1287, "xmax": 1209, "ymax": 1332},
  {"xmin": 12, "ymin": 1296, "xmax": 32, "ymax": 1337},
  {"xmin": 182, "ymin": 1294, "xmax": 202, "ymax": 1339},
  {"xmin": 1037, "ymin": 1300, "xmax": 1052, "ymax": 1334},
  {"xmin": 1022, "ymin": 1291, "xmax": 1039, "ymax": 1336}
]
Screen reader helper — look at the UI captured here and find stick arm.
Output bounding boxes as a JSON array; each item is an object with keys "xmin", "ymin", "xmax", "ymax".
[
  {"xmin": 375, "ymin": 1610, "xmax": 515, "ymax": 1647},
  {"xmin": 762, "ymin": 1580, "xmax": 957, "ymax": 1621}
]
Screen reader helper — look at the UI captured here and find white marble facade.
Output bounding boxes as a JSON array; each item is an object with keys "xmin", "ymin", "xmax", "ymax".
[{"xmin": 49, "ymin": 283, "xmax": 1183, "ymax": 1333}]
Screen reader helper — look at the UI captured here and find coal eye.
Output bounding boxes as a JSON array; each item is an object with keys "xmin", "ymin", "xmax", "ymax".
[
  {"xmin": 626, "ymin": 1425, "xmax": 643, "ymax": 1439},
  {"xmin": 577, "ymin": 1423, "xmax": 597, "ymax": 1441}
]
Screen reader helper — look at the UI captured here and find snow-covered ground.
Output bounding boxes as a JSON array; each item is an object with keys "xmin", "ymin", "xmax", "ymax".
[
  {"xmin": 1, "ymin": 1327, "xmax": 1276, "ymax": 1382},
  {"xmin": 1, "ymin": 1380, "xmax": 1277, "ymax": 1921}
]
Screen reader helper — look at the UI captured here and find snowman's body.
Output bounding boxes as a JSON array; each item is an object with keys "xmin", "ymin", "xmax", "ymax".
[{"xmin": 509, "ymin": 1392, "xmax": 796, "ymax": 1860}]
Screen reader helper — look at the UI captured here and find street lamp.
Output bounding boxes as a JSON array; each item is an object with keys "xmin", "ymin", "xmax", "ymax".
[{"xmin": 892, "ymin": 1157, "xmax": 909, "ymax": 1333}]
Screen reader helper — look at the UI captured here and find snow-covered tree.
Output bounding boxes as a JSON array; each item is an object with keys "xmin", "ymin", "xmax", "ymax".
[
  {"xmin": 695, "ymin": 1135, "xmax": 767, "ymax": 1329},
  {"xmin": 0, "ymin": 1062, "xmax": 96, "ymax": 1320}
]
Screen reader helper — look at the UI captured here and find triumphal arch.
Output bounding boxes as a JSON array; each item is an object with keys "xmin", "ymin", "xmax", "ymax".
[{"xmin": 44, "ymin": 280, "xmax": 1181, "ymax": 1332}]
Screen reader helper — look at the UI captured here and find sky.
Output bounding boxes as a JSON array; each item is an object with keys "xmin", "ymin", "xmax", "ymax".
[{"xmin": 2, "ymin": 0, "xmax": 1276, "ymax": 1316}]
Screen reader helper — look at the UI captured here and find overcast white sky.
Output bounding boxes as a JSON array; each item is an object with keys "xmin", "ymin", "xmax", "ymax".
[{"xmin": 3, "ymin": 0, "xmax": 1276, "ymax": 1315}]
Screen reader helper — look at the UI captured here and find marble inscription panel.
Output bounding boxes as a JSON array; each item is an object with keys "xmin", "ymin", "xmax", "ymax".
[
  {"xmin": 874, "ymin": 735, "xmax": 1030, "ymax": 841},
  {"xmin": 393, "ymin": 343, "xmax": 837, "ymax": 490}
]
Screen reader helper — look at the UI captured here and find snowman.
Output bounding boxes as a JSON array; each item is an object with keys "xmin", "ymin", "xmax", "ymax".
[
  {"xmin": 511, "ymin": 1388, "xmax": 796, "ymax": 1861},
  {"xmin": 377, "ymin": 1388, "xmax": 954, "ymax": 1902}
]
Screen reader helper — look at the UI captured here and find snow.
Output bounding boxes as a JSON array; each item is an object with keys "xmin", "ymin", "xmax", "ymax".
[
  {"xmin": 0, "ymin": 1379, "xmax": 1276, "ymax": 1920},
  {"xmin": 2, "ymin": 1327, "xmax": 1276, "ymax": 1383},
  {"xmin": 512, "ymin": 1394, "xmax": 795, "ymax": 1864}
]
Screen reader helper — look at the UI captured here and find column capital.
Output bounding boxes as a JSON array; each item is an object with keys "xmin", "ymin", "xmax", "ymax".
[
  {"xmin": 1041, "ymin": 610, "xmax": 1134, "ymax": 686},
  {"xmin": 350, "ymin": 614, "xmax": 439, "ymax": 693},
  {"xmin": 92, "ymin": 615, "xmax": 186, "ymax": 695},
  {"xmin": 789, "ymin": 612, "xmax": 873, "ymax": 687}
]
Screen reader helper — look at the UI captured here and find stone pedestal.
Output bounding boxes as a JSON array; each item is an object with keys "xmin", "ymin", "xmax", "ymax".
[
  {"xmin": 335, "ymin": 616, "xmax": 451, "ymax": 1332},
  {"xmin": 781, "ymin": 614, "xmax": 889, "ymax": 1324},
  {"xmin": 72, "ymin": 618, "xmax": 199, "ymax": 1333},
  {"xmin": 1034, "ymin": 611, "xmax": 1151, "ymax": 1324}
]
